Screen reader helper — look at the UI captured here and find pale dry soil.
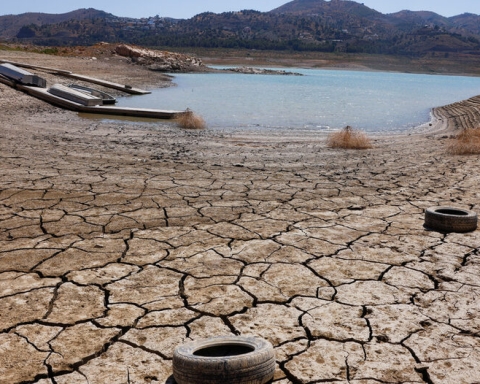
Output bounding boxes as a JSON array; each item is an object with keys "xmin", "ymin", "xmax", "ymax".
[{"xmin": 1, "ymin": 51, "xmax": 480, "ymax": 384}]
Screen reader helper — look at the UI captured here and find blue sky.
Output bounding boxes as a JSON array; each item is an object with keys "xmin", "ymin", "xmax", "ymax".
[{"xmin": 2, "ymin": 1, "xmax": 480, "ymax": 19}]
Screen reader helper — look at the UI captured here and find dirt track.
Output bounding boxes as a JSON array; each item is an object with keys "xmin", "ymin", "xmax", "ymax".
[{"xmin": 1, "ymin": 50, "xmax": 480, "ymax": 384}]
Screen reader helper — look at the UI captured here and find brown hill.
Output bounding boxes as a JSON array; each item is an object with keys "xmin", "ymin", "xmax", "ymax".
[
  {"xmin": 0, "ymin": 8, "xmax": 111, "ymax": 39},
  {"xmin": 449, "ymin": 13, "xmax": 480, "ymax": 35},
  {"xmin": 1, "ymin": 1, "xmax": 480, "ymax": 57},
  {"xmin": 271, "ymin": 0, "xmax": 382, "ymax": 18}
]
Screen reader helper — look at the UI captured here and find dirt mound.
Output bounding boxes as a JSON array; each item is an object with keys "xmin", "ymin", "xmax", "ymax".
[{"xmin": 115, "ymin": 44, "xmax": 204, "ymax": 72}]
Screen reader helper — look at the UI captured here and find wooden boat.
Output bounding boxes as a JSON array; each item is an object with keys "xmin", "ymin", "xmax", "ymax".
[{"xmin": 68, "ymin": 84, "xmax": 117, "ymax": 105}]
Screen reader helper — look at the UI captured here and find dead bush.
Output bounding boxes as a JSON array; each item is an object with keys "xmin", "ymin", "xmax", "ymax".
[
  {"xmin": 446, "ymin": 128, "xmax": 480, "ymax": 155},
  {"xmin": 176, "ymin": 109, "xmax": 206, "ymax": 129},
  {"xmin": 327, "ymin": 126, "xmax": 373, "ymax": 149}
]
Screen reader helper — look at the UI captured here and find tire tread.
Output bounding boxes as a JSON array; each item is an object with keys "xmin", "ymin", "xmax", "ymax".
[
  {"xmin": 425, "ymin": 207, "xmax": 477, "ymax": 233},
  {"xmin": 173, "ymin": 336, "xmax": 275, "ymax": 384}
]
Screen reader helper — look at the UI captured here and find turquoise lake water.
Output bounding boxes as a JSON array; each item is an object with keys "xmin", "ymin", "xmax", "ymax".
[{"xmin": 117, "ymin": 68, "xmax": 480, "ymax": 133}]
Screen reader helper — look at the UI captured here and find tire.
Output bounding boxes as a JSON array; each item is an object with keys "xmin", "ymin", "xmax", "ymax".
[
  {"xmin": 173, "ymin": 336, "xmax": 276, "ymax": 384},
  {"xmin": 425, "ymin": 206, "xmax": 478, "ymax": 233}
]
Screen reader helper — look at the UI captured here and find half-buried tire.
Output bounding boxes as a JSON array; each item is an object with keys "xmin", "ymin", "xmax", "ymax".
[
  {"xmin": 425, "ymin": 206, "xmax": 478, "ymax": 233},
  {"xmin": 173, "ymin": 336, "xmax": 276, "ymax": 384}
]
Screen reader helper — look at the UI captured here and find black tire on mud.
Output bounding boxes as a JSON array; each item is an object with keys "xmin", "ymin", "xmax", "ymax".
[
  {"xmin": 173, "ymin": 336, "xmax": 276, "ymax": 384},
  {"xmin": 424, "ymin": 206, "xmax": 478, "ymax": 233}
]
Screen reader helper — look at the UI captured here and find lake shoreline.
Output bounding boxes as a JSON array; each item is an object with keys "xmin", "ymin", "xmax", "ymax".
[
  {"xmin": 0, "ymin": 47, "xmax": 477, "ymax": 136},
  {"xmin": 118, "ymin": 66, "xmax": 480, "ymax": 134},
  {"xmin": 194, "ymin": 47, "xmax": 480, "ymax": 77}
]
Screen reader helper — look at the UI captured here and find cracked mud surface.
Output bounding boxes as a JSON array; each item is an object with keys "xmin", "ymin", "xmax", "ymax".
[{"xmin": 1, "ymin": 51, "xmax": 480, "ymax": 384}]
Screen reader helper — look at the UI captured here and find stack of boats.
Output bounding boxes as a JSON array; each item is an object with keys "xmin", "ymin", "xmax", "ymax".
[
  {"xmin": 49, "ymin": 84, "xmax": 116, "ymax": 106},
  {"xmin": 0, "ymin": 62, "xmax": 181, "ymax": 119},
  {"xmin": 0, "ymin": 63, "xmax": 116, "ymax": 106}
]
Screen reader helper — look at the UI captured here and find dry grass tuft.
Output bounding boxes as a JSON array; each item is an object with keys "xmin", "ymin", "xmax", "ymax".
[
  {"xmin": 446, "ymin": 128, "xmax": 480, "ymax": 155},
  {"xmin": 327, "ymin": 126, "xmax": 373, "ymax": 149},
  {"xmin": 176, "ymin": 109, "xmax": 206, "ymax": 129}
]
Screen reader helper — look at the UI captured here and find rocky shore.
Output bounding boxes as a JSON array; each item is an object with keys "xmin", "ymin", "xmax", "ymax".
[
  {"xmin": 1, "ymin": 49, "xmax": 480, "ymax": 384},
  {"xmin": 113, "ymin": 44, "xmax": 303, "ymax": 75},
  {"xmin": 115, "ymin": 44, "xmax": 205, "ymax": 72},
  {"xmin": 225, "ymin": 66, "xmax": 303, "ymax": 75}
]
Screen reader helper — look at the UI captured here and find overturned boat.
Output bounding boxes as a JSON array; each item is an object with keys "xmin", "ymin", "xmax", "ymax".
[
  {"xmin": 0, "ymin": 61, "xmax": 183, "ymax": 119},
  {"xmin": 0, "ymin": 63, "xmax": 46, "ymax": 88},
  {"xmin": 48, "ymin": 84, "xmax": 103, "ymax": 106},
  {"xmin": 68, "ymin": 84, "xmax": 116, "ymax": 105}
]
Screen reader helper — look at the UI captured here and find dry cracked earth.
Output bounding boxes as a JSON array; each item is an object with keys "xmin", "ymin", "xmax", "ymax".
[{"xmin": 1, "ymin": 52, "xmax": 480, "ymax": 384}]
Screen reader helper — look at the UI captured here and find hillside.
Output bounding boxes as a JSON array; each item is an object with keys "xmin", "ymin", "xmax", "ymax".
[
  {"xmin": 1, "ymin": 0, "xmax": 480, "ymax": 57},
  {"xmin": 0, "ymin": 9, "xmax": 112, "ymax": 39},
  {"xmin": 271, "ymin": 0, "xmax": 383, "ymax": 18}
]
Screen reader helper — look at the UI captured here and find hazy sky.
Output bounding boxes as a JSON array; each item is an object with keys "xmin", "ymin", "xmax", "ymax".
[{"xmin": 2, "ymin": 0, "xmax": 480, "ymax": 19}]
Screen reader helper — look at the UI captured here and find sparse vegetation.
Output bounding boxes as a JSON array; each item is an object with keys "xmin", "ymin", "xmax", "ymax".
[
  {"xmin": 327, "ymin": 125, "xmax": 373, "ymax": 149},
  {"xmin": 176, "ymin": 109, "xmax": 206, "ymax": 129},
  {"xmin": 446, "ymin": 127, "xmax": 480, "ymax": 155},
  {"xmin": 3, "ymin": 4, "xmax": 480, "ymax": 61},
  {"xmin": 33, "ymin": 47, "xmax": 59, "ymax": 55},
  {"xmin": 0, "ymin": 43, "xmax": 23, "ymax": 51}
]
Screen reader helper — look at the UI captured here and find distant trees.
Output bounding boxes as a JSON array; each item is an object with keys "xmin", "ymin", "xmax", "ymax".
[
  {"xmin": 10, "ymin": 10, "xmax": 480, "ymax": 57},
  {"xmin": 16, "ymin": 25, "xmax": 36, "ymax": 38}
]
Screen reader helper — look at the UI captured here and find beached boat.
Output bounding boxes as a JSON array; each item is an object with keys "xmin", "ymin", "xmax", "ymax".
[
  {"xmin": 0, "ymin": 63, "xmax": 46, "ymax": 88},
  {"xmin": 48, "ymin": 84, "xmax": 103, "ymax": 106},
  {"xmin": 68, "ymin": 84, "xmax": 117, "ymax": 105},
  {"xmin": 0, "ymin": 61, "xmax": 182, "ymax": 119}
]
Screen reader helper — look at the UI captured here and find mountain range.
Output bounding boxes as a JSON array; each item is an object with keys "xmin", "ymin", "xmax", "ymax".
[{"xmin": 1, "ymin": 0, "xmax": 480, "ymax": 56}]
